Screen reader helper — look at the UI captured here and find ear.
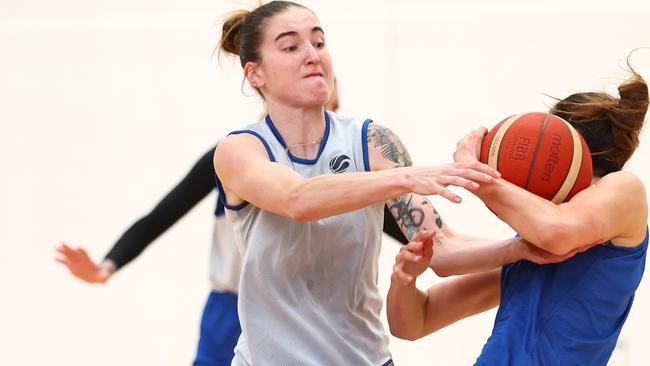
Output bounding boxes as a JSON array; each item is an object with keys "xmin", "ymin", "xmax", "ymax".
[{"xmin": 244, "ymin": 62, "xmax": 264, "ymax": 89}]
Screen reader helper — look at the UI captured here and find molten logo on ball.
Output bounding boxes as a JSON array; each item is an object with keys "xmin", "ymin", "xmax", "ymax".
[
  {"xmin": 480, "ymin": 112, "xmax": 593, "ymax": 204},
  {"xmin": 541, "ymin": 134, "xmax": 562, "ymax": 182}
]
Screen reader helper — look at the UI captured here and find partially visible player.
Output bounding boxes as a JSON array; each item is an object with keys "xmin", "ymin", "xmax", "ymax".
[{"xmin": 389, "ymin": 66, "xmax": 648, "ymax": 366}]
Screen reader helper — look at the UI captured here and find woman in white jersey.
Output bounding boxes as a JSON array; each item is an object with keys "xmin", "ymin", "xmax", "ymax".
[{"xmin": 214, "ymin": 2, "xmax": 565, "ymax": 365}]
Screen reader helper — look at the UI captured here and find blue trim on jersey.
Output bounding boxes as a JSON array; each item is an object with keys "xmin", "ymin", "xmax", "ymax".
[
  {"xmin": 213, "ymin": 130, "xmax": 276, "ymax": 211},
  {"xmin": 214, "ymin": 199, "xmax": 225, "ymax": 217},
  {"xmin": 265, "ymin": 111, "xmax": 331, "ymax": 165},
  {"xmin": 214, "ymin": 175, "xmax": 248, "ymax": 211},
  {"xmin": 361, "ymin": 119, "xmax": 374, "ymax": 172},
  {"xmin": 229, "ymin": 130, "xmax": 276, "ymax": 162}
]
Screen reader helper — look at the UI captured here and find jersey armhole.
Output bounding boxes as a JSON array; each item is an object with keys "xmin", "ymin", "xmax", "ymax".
[
  {"xmin": 215, "ymin": 130, "xmax": 276, "ymax": 211},
  {"xmin": 361, "ymin": 119, "xmax": 373, "ymax": 172}
]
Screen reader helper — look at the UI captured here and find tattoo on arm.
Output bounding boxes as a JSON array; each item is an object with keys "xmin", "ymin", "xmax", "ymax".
[
  {"xmin": 420, "ymin": 198, "xmax": 444, "ymax": 231},
  {"xmin": 368, "ymin": 124, "xmax": 445, "ymax": 238},
  {"xmin": 388, "ymin": 196, "xmax": 445, "ymax": 240},
  {"xmin": 426, "ymin": 201, "xmax": 444, "ymax": 230},
  {"xmin": 388, "ymin": 194, "xmax": 425, "ymax": 239},
  {"xmin": 367, "ymin": 124, "xmax": 413, "ymax": 167}
]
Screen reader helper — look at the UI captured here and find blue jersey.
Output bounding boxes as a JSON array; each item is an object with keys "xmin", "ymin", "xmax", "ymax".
[{"xmin": 476, "ymin": 228, "xmax": 648, "ymax": 366}]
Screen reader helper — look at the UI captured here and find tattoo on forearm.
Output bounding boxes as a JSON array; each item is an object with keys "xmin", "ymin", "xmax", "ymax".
[
  {"xmin": 389, "ymin": 194, "xmax": 425, "ymax": 239},
  {"xmin": 367, "ymin": 125, "xmax": 413, "ymax": 167},
  {"xmin": 421, "ymin": 198, "xmax": 444, "ymax": 230}
]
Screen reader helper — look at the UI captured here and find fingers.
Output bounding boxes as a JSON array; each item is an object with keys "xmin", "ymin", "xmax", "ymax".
[
  {"xmin": 411, "ymin": 229, "xmax": 435, "ymax": 243},
  {"xmin": 396, "ymin": 242, "xmax": 429, "ymax": 266},
  {"xmin": 54, "ymin": 256, "xmax": 72, "ymax": 268},
  {"xmin": 439, "ymin": 176, "xmax": 480, "ymax": 191},
  {"xmin": 398, "ymin": 249, "xmax": 422, "ymax": 264},
  {"xmin": 392, "ymin": 263, "xmax": 414, "ymax": 284},
  {"xmin": 438, "ymin": 187, "xmax": 462, "ymax": 204},
  {"xmin": 56, "ymin": 242, "xmax": 76, "ymax": 258},
  {"xmin": 456, "ymin": 161, "xmax": 501, "ymax": 179}
]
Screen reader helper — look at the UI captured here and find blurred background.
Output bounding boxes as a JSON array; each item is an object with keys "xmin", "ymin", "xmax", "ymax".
[{"xmin": 1, "ymin": 0, "xmax": 649, "ymax": 364}]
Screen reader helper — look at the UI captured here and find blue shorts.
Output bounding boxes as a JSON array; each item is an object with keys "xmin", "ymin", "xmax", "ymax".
[{"xmin": 193, "ymin": 291, "xmax": 241, "ymax": 366}]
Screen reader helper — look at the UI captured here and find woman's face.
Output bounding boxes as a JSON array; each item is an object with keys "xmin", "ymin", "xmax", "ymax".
[{"xmin": 247, "ymin": 7, "xmax": 334, "ymax": 109}]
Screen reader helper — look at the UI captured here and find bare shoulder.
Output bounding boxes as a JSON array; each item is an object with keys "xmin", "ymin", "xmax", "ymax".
[
  {"xmin": 595, "ymin": 171, "xmax": 647, "ymax": 210},
  {"xmin": 366, "ymin": 123, "xmax": 413, "ymax": 170},
  {"xmin": 598, "ymin": 170, "xmax": 645, "ymax": 192},
  {"xmin": 214, "ymin": 133, "xmax": 270, "ymax": 166},
  {"xmin": 599, "ymin": 171, "xmax": 648, "ymax": 246}
]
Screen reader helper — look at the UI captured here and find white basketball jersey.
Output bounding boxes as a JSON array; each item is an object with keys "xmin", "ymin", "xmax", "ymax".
[
  {"xmin": 218, "ymin": 112, "xmax": 391, "ymax": 365},
  {"xmin": 208, "ymin": 211, "xmax": 242, "ymax": 294}
]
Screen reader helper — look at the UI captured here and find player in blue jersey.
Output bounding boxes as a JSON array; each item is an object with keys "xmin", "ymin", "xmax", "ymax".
[{"xmin": 388, "ymin": 65, "xmax": 648, "ymax": 366}]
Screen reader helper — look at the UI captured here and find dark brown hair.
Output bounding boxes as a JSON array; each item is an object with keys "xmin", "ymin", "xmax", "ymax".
[
  {"xmin": 219, "ymin": 1, "xmax": 307, "ymax": 67},
  {"xmin": 551, "ymin": 65, "xmax": 648, "ymax": 177}
]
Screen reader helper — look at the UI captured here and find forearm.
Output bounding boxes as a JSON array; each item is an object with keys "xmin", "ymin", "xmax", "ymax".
[
  {"xmin": 419, "ymin": 270, "xmax": 501, "ymax": 335},
  {"xmin": 387, "ymin": 279, "xmax": 429, "ymax": 340},
  {"xmin": 473, "ymin": 179, "xmax": 570, "ymax": 253},
  {"xmin": 387, "ymin": 194, "xmax": 448, "ymax": 242},
  {"xmin": 286, "ymin": 168, "xmax": 413, "ymax": 221},
  {"xmin": 430, "ymin": 235, "xmax": 520, "ymax": 277},
  {"xmin": 105, "ymin": 148, "xmax": 215, "ymax": 269}
]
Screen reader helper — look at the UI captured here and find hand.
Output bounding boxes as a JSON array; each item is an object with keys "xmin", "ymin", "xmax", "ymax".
[
  {"xmin": 454, "ymin": 127, "xmax": 488, "ymax": 163},
  {"xmin": 392, "ymin": 230, "xmax": 435, "ymax": 286},
  {"xmin": 406, "ymin": 161, "xmax": 501, "ymax": 203},
  {"xmin": 55, "ymin": 242, "xmax": 114, "ymax": 284}
]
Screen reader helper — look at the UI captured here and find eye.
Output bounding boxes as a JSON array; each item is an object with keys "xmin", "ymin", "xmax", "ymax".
[
  {"xmin": 313, "ymin": 41, "xmax": 325, "ymax": 49},
  {"xmin": 283, "ymin": 45, "xmax": 298, "ymax": 52}
]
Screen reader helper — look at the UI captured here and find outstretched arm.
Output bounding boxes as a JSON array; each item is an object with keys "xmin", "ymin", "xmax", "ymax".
[
  {"xmin": 386, "ymin": 232, "xmax": 501, "ymax": 340},
  {"xmin": 56, "ymin": 147, "xmax": 217, "ymax": 283},
  {"xmin": 367, "ymin": 124, "xmax": 565, "ymax": 276},
  {"xmin": 214, "ymin": 132, "xmax": 499, "ymax": 222}
]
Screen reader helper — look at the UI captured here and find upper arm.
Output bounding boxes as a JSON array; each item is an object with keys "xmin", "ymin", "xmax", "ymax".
[
  {"xmin": 366, "ymin": 123, "xmax": 453, "ymax": 240},
  {"xmin": 552, "ymin": 171, "xmax": 647, "ymax": 248},
  {"xmin": 213, "ymin": 134, "xmax": 305, "ymax": 218},
  {"xmin": 366, "ymin": 123, "xmax": 413, "ymax": 171},
  {"xmin": 422, "ymin": 268, "xmax": 501, "ymax": 335}
]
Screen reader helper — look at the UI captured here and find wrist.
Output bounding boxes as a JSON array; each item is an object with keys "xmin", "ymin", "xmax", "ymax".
[
  {"xmin": 391, "ymin": 272, "xmax": 417, "ymax": 289},
  {"xmin": 507, "ymin": 238, "xmax": 526, "ymax": 262},
  {"xmin": 396, "ymin": 167, "xmax": 415, "ymax": 193},
  {"xmin": 99, "ymin": 260, "xmax": 116, "ymax": 282}
]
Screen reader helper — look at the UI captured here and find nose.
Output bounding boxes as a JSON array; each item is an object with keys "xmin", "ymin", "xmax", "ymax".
[{"xmin": 304, "ymin": 42, "xmax": 321, "ymax": 66}]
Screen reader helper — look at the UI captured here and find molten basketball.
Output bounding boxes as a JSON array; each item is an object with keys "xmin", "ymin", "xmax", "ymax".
[{"xmin": 480, "ymin": 112, "xmax": 593, "ymax": 204}]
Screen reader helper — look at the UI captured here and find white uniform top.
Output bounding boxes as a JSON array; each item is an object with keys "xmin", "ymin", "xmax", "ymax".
[
  {"xmin": 208, "ymin": 211, "xmax": 242, "ymax": 294},
  {"xmin": 216, "ymin": 112, "xmax": 391, "ymax": 366}
]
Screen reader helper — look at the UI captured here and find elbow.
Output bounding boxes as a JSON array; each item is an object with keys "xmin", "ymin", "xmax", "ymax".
[
  {"xmin": 286, "ymin": 187, "xmax": 314, "ymax": 222},
  {"xmin": 429, "ymin": 260, "xmax": 453, "ymax": 278},
  {"xmin": 428, "ymin": 249, "xmax": 455, "ymax": 277},
  {"xmin": 536, "ymin": 222, "xmax": 573, "ymax": 256},
  {"xmin": 388, "ymin": 324, "xmax": 422, "ymax": 341}
]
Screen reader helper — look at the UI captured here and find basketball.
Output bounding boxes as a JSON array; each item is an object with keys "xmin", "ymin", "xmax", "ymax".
[{"xmin": 480, "ymin": 112, "xmax": 593, "ymax": 204}]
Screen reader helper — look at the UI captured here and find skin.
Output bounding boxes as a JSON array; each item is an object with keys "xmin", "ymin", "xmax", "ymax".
[
  {"xmin": 55, "ymin": 65, "xmax": 343, "ymax": 286},
  {"xmin": 387, "ymin": 126, "xmax": 647, "ymax": 341},
  {"xmin": 215, "ymin": 12, "xmax": 570, "ymax": 341}
]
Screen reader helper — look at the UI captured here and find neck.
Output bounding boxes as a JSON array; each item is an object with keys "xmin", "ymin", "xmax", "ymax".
[{"xmin": 266, "ymin": 101, "xmax": 326, "ymax": 146}]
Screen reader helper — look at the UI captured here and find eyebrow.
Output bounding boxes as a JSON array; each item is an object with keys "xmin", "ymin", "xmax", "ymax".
[{"xmin": 274, "ymin": 27, "xmax": 325, "ymax": 42}]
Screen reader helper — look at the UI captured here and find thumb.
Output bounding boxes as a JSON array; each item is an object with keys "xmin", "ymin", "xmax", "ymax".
[{"xmin": 412, "ymin": 229, "xmax": 434, "ymax": 242}]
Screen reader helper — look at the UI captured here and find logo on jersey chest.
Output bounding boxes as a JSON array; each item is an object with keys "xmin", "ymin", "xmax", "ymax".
[{"xmin": 329, "ymin": 154, "xmax": 351, "ymax": 173}]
